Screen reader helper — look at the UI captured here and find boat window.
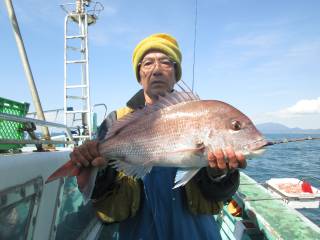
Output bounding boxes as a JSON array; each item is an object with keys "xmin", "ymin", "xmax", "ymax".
[
  {"xmin": 54, "ymin": 177, "xmax": 97, "ymax": 239},
  {"xmin": 0, "ymin": 197, "xmax": 33, "ymax": 240},
  {"xmin": 0, "ymin": 177, "xmax": 42, "ymax": 240}
]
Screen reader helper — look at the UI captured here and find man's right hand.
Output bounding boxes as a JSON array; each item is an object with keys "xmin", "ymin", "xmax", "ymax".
[
  {"xmin": 69, "ymin": 140, "xmax": 108, "ymax": 190},
  {"xmin": 70, "ymin": 140, "xmax": 107, "ymax": 168}
]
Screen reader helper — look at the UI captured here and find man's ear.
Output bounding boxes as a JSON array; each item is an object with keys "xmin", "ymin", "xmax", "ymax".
[
  {"xmin": 173, "ymin": 63, "xmax": 178, "ymax": 82},
  {"xmin": 137, "ymin": 65, "xmax": 141, "ymax": 83}
]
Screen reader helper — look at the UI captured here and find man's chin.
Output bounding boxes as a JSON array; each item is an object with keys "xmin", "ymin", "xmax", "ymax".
[{"xmin": 149, "ymin": 88, "xmax": 170, "ymax": 99}]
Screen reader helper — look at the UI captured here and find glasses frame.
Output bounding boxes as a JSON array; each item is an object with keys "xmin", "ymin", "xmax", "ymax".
[{"xmin": 138, "ymin": 57, "xmax": 177, "ymax": 71}]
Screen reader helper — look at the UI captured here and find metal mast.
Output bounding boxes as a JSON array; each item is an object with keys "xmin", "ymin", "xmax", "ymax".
[
  {"xmin": 61, "ymin": 0, "xmax": 103, "ymax": 144},
  {"xmin": 4, "ymin": 0, "xmax": 51, "ymax": 141}
]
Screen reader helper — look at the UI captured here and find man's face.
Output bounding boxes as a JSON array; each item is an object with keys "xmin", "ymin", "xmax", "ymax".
[{"xmin": 139, "ymin": 51, "xmax": 176, "ymax": 100}]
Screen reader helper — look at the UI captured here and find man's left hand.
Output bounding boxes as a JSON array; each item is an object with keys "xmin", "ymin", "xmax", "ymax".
[{"xmin": 207, "ymin": 147, "xmax": 246, "ymax": 176}]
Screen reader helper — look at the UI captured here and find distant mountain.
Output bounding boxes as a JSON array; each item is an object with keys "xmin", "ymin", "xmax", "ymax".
[{"xmin": 256, "ymin": 122, "xmax": 320, "ymax": 134}]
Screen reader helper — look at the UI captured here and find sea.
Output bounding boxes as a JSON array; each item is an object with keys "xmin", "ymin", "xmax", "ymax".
[{"xmin": 242, "ymin": 133, "xmax": 320, "ymax": 227}]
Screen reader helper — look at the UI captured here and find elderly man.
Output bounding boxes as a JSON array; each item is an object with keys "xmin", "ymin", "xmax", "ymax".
[{"xmin": 71, "ymin": 33, "xmax": 246, "ymax": 239}]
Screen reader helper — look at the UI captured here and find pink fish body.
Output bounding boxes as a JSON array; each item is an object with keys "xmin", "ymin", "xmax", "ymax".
[{"xmin": 46, "ymin": 92, "xmax": 267, "ymax": 198}]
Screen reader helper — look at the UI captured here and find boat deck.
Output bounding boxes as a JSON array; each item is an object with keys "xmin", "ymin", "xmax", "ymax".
[{"xmin": 216, "ymin": 173, "xmax": 320, "ymax": 240}]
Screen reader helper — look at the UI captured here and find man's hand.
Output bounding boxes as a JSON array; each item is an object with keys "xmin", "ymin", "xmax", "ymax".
[
  {"xmin": 207, "ymin": 147, "xmax": 246, "ymax": 178},
  {"xmin": 69, "ymin": 140, "xmax": 108, "ymax": 189},
  {"xmin": 70, "ymin": 140, "xmax": 106, "ymax": 168}
]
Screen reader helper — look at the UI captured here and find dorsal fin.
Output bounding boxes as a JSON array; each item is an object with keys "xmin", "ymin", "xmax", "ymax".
[{"xmin": 104, "ymin": 91, "xmax": 200, "ymax": 140}]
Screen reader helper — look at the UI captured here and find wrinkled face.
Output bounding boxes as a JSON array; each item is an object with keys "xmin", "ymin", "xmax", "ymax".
[
  {"xmin": 204, "ymin": 100, "xmax": 268, "ymax": 154},
  {"xmin": 139, "ymin": 51, "xmax": 176, "ymax": 100}
]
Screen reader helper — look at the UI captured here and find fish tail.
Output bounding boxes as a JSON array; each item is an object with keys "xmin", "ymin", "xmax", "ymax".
[
  {"xmin": 45, "ymin": 160, "xmax": 77, "ymax": 184},
  {"xmin": 46, "ymin": 160, "xmax": 98, "ymax": 203}
]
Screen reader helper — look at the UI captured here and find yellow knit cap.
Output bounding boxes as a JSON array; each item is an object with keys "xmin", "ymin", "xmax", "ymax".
[{"xmin": 132, "ymin": 33, "xmax": 182, "ymax": 82}]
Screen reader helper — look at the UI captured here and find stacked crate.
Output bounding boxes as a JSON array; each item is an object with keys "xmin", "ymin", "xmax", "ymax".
[{"xmin": 0, "ymin": 97, "xmax": 29, "ymax": 151}]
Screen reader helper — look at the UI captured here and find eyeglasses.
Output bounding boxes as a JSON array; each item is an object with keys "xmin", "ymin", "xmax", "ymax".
[{"xmin": 139, "ymin": 57, "xmax": 176, "ymax": 71}]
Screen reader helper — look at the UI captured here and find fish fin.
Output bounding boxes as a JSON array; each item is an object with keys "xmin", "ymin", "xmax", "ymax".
[
  {"xmin": 81, "ymin": 167, "xmax": 98, "ymax": 204},
  {"xmin": 167, "ymin": 144, "xmax": 206, "ymax": 156},
  {"xmin": 173, "ymin": 168, "xmax": 201, "ymax": 189},
  {"xmin": 104, "ymin": 91, "xmax": 200, "ymax": 140},
  {"xmin": 104, "ymin": 110, "xmax": 145, "ymax": 140},
  {"xmin": 155, "ymin": 91, "xmax": 200, "ymax": 109},
  {"xmin": 45, "ymin": 160, "xmax": 77, "ymax": 184},
  {"xmin": 110, "ymin": 160, "xmax": 152, "ymax": 178}
]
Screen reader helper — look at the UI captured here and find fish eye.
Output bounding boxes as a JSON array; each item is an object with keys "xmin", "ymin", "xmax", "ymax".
[{"xmin": 231, "ymin": 120, "xmax": 241, "ymax": 131}]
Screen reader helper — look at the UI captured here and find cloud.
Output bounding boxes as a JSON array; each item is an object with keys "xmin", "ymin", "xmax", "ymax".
[
  {"xmin": 280, "ymin": 97, "xmax": 320, "ymax": 115},
  {"xmin": 252, "ymin": 97, "xmax": 320, "ymax": 129},
  {"xmin": 261, "ymin": 97, "xmax": 320, "ymax": 120}
]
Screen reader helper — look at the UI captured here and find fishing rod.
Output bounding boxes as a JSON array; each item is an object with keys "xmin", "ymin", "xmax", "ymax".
[{"xmin": 265, "ymin": 136, "xmax": 320, "ymax": 146}]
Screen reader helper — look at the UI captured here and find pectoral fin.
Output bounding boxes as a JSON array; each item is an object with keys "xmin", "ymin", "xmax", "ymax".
[
  {"xmin": 169, "ymin": 142, "xmax": 206, "ymax": 155},
  {"xmin": 173, "ymin": 168, "xmax": 201, "ymax": 189},
  {"xmin": 109, "ymin": 159, "xmax": 152, "ymax": 178}
]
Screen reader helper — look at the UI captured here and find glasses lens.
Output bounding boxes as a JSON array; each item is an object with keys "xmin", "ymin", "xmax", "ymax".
[{"xmin": 141, "ymin": 58, "xmax": 174, "ymax": 70}]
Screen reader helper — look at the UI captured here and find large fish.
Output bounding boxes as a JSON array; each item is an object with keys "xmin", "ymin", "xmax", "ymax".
[{"xmin": 46, "ymin": 91, "xmax": 267, "ymax": 199}]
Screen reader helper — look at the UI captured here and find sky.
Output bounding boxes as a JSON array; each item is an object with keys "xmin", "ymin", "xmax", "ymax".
[{"xmin": 1, "ymin": 0, "xmax": 320, "ymax": 129}]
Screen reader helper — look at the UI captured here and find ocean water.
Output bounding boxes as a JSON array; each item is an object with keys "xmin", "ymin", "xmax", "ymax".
[{"xmin": 242, "ymin": 133, "xmax": 320, "ymax": 227}]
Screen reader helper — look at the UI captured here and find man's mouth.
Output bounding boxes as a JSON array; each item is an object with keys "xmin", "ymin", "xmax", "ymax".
[{"xmin": 151, "ymin": 79, "xmax": 166, "ymax": 86}]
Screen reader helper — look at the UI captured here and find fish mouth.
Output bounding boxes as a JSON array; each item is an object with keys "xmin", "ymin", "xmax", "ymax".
[
  {"xmin": 243, "ymin": 138, "xmax": 268, "ymax": 154},
  {"xmin": 240, "ymin": 138, "xmax": 268, "ymax": 159}
]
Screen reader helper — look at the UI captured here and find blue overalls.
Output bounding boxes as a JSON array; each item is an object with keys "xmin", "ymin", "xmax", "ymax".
[{"xmin": 118, "ymin": 167, "xmax": 222, "ymax": 240}]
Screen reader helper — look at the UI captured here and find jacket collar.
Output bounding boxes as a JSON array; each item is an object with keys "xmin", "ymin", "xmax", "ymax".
[{"xmin": 126, "ymin": 89, "xmax": 146, "ymax": 110}]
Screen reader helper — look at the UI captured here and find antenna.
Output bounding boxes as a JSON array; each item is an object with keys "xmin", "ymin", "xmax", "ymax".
[{"xmin": 192, "ymin": 0, "xmax": 198, "ymax": 92}]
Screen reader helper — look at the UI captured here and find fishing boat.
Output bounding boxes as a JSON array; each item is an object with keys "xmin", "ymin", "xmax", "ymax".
[{"xmin": 1, "ymin": 1, "xmax": 319, "ymax": 239}]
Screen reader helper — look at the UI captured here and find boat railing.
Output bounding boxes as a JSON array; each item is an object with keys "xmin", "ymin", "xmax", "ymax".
[
  {"xmin": 0, "ymin": 112, "xmax": 74, "ymax": 146},
  {"xmin": 60, "ymin": 1, "xmax": 104, "ymax": 19}
]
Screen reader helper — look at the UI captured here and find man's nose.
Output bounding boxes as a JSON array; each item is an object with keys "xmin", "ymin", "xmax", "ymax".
[{"xmin": 151, "ymin": 62, "xmax": 162, "ymax": 76}]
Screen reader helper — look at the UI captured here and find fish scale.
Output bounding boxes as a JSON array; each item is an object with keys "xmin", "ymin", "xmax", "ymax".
[
  {"xmin": 102, "ymin": 111, "xmax": 198, "ymax": 164},
  {"xmin": 46, "ymin": 91, "xmax": 268, "ymax": 201}
]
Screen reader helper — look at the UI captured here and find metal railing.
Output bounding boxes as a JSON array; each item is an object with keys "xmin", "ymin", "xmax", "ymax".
[{"xmin": 0, "ymin": 112, "xmax": 74, "ymax": 146}]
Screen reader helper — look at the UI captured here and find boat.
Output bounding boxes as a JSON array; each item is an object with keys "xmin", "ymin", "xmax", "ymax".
[
  {"xmin": 215, "ymin": 174, "xmax": 320, "ymax": 239},
  {"xmin": 1, "ymin": 1, "xmax": 319, "ymax": 239}
]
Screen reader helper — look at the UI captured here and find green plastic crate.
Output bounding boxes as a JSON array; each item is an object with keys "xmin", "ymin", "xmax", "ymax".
[{"xmin": 0, "ymin": 97, "xmax": 30, "ymax": 151}]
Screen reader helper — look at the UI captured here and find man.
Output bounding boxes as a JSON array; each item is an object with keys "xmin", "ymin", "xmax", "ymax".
[{"xmin": 71, "ymin": 33, "xmax": 246, "ymax": 239}]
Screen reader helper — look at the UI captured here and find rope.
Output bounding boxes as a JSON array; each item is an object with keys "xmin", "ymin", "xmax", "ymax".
[{"xmin": 192, "ymin": 0, "xmax": 198, "ymax": 92}]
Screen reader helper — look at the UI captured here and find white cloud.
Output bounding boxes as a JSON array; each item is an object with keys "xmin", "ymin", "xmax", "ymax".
[
  {"xmin": 281, "ymin": 97, "xmax": 320, "ymax": 115},
  {"xmin": 263, "ymin": 97, "xmax": 320, "ymax": 118},
  {"xmin": 252, "ymin": 97, "xmax": 320, "ymax": 129}
]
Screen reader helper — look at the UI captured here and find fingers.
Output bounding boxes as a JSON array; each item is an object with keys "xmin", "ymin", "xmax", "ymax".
[
  {"xmin": 207, "ymin": 147, "xmax": 247, "ymax": 171},
  {"xmin": 91, "ymin": 156, "xmax": 108, "ymax": 167},
  {"xmin": 226, "ymin": 147, "xmax": 238, "ymax": 170},
  {"xmin": 207, "ymin": 151, "xmax": 217, "ymax": 168},
  {"xmin": 86, "ymin": 141, "xmax": 100, "ymax": 158},
  {"xmin": 71, "ymin": 148, "xmax": 90, "ymax": 167},
  {"xmin": 235, "ymin": 151, "xmax": 247, "ymax": 169},
  {"xmin": 70, "ymin": 140, "xmax": 101, "ymax": 168},
  {"xmin": 214, "ymin": 149, "xmax": 227, "ymax": 169}
]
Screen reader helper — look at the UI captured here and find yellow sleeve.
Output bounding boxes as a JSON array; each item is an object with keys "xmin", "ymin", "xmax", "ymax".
[
  {"xmin": 184, "ymin": 178, "xmax": 224, "ymax": 215},
  {"xmin": 93, "ymin": 106, "xmax": 139, "ymax": 223},
  {"xmin": 93, "ymin": 172, "xmax": 142, "ymax": 223}
]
